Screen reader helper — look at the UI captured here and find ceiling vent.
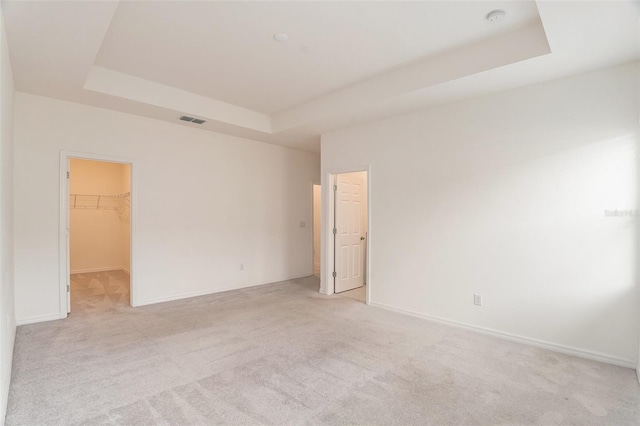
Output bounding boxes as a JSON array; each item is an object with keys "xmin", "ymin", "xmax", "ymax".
[{"xmin": 179, "ymin": 115, "xmax": 206, "ymax": 124}]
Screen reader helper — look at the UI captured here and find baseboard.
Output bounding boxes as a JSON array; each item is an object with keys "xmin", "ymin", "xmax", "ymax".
[
  {"xmin": 137, "ymin": 273, "xmax": 313, "ymax": 307},
  {"xmin": 369, "ymin": 301, "xmax": 636, "ymax": 369},
  {"xmin": 1, "ymin": 316, "xmax": 16, "ymax": 423},
  {"xmin": 70, "ymin": 266, "xmax": 126, "ymax": 274},
  {"xmin": 16, "ymin": 313, "xmax": 63, "ymax": 326}
]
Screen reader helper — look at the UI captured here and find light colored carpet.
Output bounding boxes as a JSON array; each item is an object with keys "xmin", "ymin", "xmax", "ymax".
[
  {"xmin": 338, "ymin": 285, "xmax": 366, "ymax": 303},
  {"xmin": 6, "ymin": 276, "xmax": 640, "ymax": 425},
  {"xmin": 70, "ymin": 270, "xmax": 130, "ymax": 314}
]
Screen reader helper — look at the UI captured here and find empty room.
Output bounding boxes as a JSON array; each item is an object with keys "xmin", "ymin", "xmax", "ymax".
[{"xmin": 0, "ymin": 1, "xmax": 639, "ymax": 425}]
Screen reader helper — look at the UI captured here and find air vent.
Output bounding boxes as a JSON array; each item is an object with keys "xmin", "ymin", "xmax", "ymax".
[{"xmin": 179, "ymin": 115, "xmax": 206, "ymax": 124}]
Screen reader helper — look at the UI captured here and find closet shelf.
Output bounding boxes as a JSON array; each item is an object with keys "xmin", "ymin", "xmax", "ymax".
[{"xmin": 70, "ymin": 192, "xmax": 130, "ymax": 210}]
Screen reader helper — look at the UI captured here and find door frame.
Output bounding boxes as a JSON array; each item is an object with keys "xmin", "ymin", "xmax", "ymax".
[
  {"xmin": 58, "ymin": 150, "xmax": 138, "ymax": 318},
  {"xmin": 322, "ymin": 166, "xmax": 371, "ymax": 304}
]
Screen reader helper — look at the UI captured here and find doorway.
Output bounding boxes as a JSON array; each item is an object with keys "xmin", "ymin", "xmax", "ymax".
[
  {"xmin": 330, "ymin": 171, "xmax": 368, "ymax": 303},
  {"xmin": 60, "ymin": 153, "xmax": 134, "ymax": 316}
]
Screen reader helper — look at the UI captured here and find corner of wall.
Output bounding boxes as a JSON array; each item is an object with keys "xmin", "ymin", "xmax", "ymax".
[{"xmin": 0, "ymin": 3, "xmax": 17, "ymax": 423}]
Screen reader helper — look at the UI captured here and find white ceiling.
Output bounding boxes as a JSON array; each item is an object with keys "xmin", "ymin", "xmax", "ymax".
[
  {"xmin": 95, "ymin": 1, "xmax": 539, "ymax": 114},
  {"xmin": 2, "ymin": 1, "xmax": 639, "ymax": 152}
]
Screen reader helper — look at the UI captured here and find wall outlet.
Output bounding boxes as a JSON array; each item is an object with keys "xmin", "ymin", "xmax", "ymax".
[
  {"xmin": 299, "ymin": 221, "xmax": 306, "ymax": 228},
  {"xmin": 474, "ymin": 293, "xmax": 483, "ymax": 306},
  {"xmin": 240, "ymin": 263, "xmax": 244, "ymax": 271}
]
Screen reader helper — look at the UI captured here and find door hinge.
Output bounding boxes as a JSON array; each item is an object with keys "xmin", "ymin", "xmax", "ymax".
[
  {"xmin": 332, "ymin": 271, "xmax": 337, "ymax": 278},
  {"xmin": 67, "ymin": 284, "xmax": 70, "ymax": 292},
  {"xmin": 333, "ymin": 184, "xmax": 337, "ymax": 191},
  {"xmin": 66, "ymin": 171, "xmax": 70, "ymax": 179},
  {"xmin": 332, "ymin": 228, "xmax": 337, "ymax": 235}
]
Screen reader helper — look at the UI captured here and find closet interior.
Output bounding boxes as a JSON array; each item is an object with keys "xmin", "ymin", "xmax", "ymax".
[{"xmin": 68, "ymin": 158, "xmax": 131, "ymax": 313}]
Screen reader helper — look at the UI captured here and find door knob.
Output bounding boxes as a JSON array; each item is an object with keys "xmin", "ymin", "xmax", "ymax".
[{"xmin": 360, "ymin": 236, "xmax": 365, "ymax": 240}]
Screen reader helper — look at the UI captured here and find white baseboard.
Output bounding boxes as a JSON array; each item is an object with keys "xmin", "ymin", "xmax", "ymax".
[
  {"xmin": 70, "ymin": 266, "xmax": 127, "ymax": 274},
  {"xmin": 0, "ymin": 317, "xmax": 16, "ymax": 423},
  {"xmin": 16, "ymin": 313, "xmax": 63, "ymax": 326},
  {"xmin": 369, "ymin": 301, "xmax": 636, "ymax": 369},
  {"xmin": 137, "ymin": 273, "xmax": 313, "ymax": 307}
]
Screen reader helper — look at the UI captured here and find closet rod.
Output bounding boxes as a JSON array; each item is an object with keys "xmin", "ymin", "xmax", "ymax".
[{"xmin": 69, "ymin": 192, "xmax": 130, "ymax": 210}]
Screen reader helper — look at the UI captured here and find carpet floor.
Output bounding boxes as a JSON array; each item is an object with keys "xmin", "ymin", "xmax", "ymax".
[
  {"xmin": 6, "ymin": 276, "xmax": 640, "ymax": 425},
  {"xmin": 70, "ymin": 270, "xmax": 131, "ymax": 314},
  {"xmin": 337, "ymin": 285, "xmax": 366, "ymax": 304}
]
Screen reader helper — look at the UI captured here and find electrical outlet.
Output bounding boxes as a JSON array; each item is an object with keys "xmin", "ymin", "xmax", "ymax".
[
  {"xmin": 299, "ymin": 221, "xmax": 306, "ymax": 228},
  {"xmin": 240, "ymin": 263, "xmax": 244, "ymax": 271},
  {"xmin": 474, "ymin": 293, "xmax": 483, "ymax": 306}
]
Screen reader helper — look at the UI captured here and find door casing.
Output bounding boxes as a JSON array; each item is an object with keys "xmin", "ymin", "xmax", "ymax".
[
  {"xmin": 322, "ymin": 166, "xmax": 371, "ymax": 304},
  {"xmin": 59, "ymin": 150, "xmax": 138, "ymax": 318}
]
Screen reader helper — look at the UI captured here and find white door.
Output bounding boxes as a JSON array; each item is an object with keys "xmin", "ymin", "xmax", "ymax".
[
  {"xmin": 334, "ymin": 173, "xmax": 365, "ymax": 293},
  {"xmin": 313, "ymin": 185, "xmax": 322, "ymax": 277}
]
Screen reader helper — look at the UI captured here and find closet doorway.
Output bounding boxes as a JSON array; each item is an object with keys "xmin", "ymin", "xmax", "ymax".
[{"xmin": 62, "ymin": 155, "xmax": 133, "ymax": 315}]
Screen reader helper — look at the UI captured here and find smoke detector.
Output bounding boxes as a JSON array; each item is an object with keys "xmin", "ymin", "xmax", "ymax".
[
  {"xmin": 486, "ymin": 10, "xmax": 506, "ymax": 22},
  {"xmin": 273, "ymin": 33, "xmax": 288, "ymax": 42}
]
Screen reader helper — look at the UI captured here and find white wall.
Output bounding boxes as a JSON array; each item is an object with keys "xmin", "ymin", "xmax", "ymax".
[
  {"xmin": 322, "ymin": 62, "xmax": 639, "ymax": 367},
  {"xmin": 14, "ymin": 93, "xmax": 319, "ymax": 323},
  {"xmin": 69, "ymin": 159, "xmax": 130, "ymax": 274},
  {"xmin": 0, "ymin": 5, "xmax": 15, "ymax": 422}
]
